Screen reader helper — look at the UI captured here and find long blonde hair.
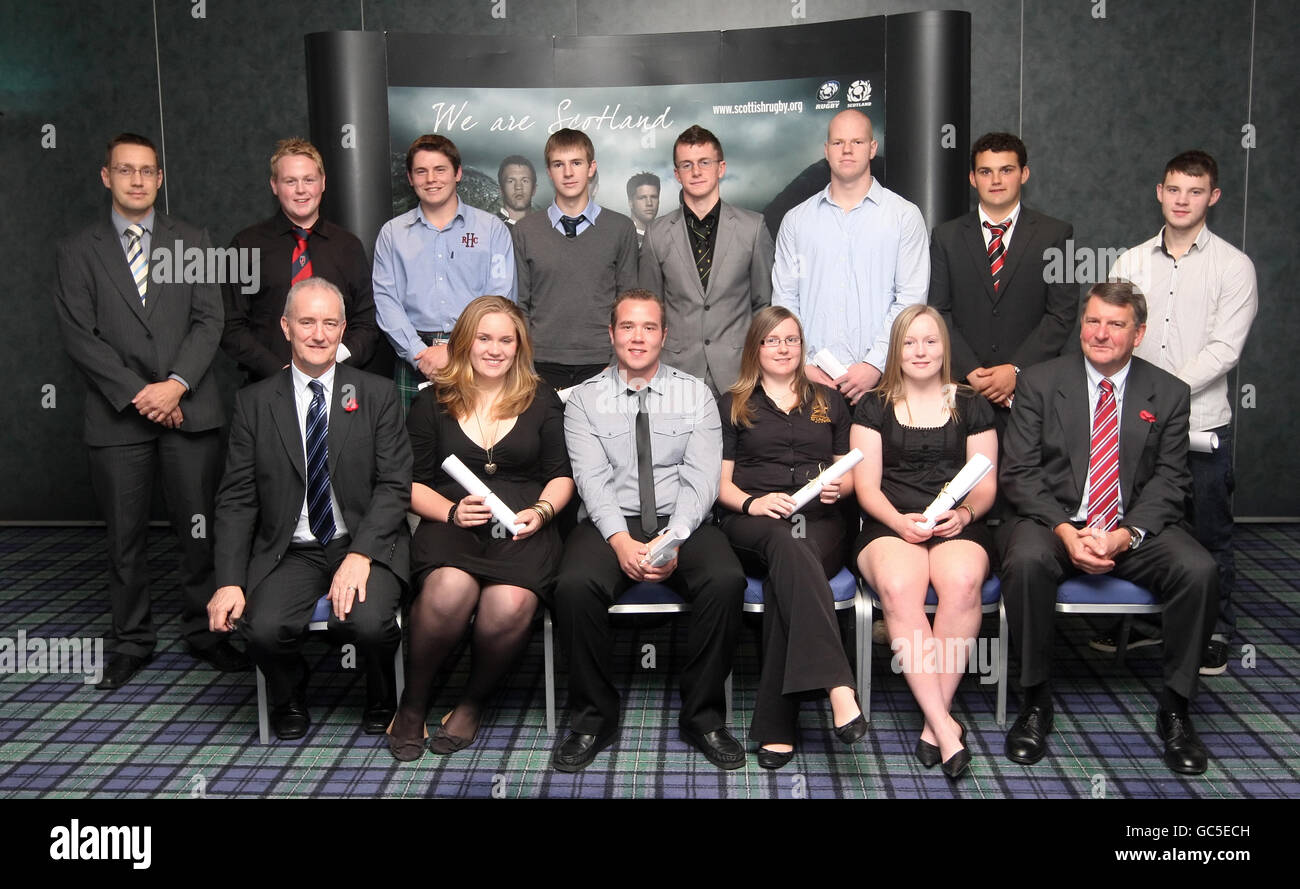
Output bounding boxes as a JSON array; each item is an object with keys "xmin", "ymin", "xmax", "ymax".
[
  {"xmin": 434, "ymin": 295, "xmax": 540, "ymax": 420},
  {"xmin": 728, "ymin": 306, "xmax": 827, "ymax": 428},
  {"xmin": 873, "ymin": 304, "xmax": 964, "ymax": 419}
]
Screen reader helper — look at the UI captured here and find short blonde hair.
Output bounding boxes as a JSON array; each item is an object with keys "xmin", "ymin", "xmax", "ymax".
[{"xmin": 270, "ymin": 138, "xmax": 324, "ymax": 178}]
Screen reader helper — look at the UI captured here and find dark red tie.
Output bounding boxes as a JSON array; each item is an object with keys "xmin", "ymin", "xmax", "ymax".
[
  {"xmin": 984, "ymin": 220, "xmax": 1009, "ymax": 292},
  {"xmin": 1086, "ymin": 379, "xmax": 1120, "ymax": 531},
  {"xmin": 291, "ymin": 226, "xmax": 313, "ymax": 284}
]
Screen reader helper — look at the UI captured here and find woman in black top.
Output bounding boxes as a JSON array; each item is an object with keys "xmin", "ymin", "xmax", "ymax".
[
  {"xmin": 717, "ymin": 307, "xmax": 864, "ymax": 770},
  {"xmin": 852, "ymin": 305, "xmax": 997, "ymax": 779},
  {"xmin": 387, "ymin": 296, "xmax": 574, "ymax": 761}
]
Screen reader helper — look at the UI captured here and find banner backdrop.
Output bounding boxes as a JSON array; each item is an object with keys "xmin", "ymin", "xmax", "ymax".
[{"xmin": 387, "ymin": 75, "xmax": 884, "ymax": 223}]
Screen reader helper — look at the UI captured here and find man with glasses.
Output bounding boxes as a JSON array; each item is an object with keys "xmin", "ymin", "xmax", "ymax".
[
  {"xmin": 772, "ymin": 109, "xmax": 929, "ymax": 406},
  {"xmin": 639, "ymin": 126, "xmax": 774, "ymax": 396},
  {"xmin": 54, "ymin": 133, "xmax": 247, "ymax": 689}
]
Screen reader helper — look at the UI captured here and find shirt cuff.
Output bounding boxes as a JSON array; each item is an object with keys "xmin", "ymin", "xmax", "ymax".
[{"xmin": 168, "ymin": 373, "xmax": 190, "ymax": 391}]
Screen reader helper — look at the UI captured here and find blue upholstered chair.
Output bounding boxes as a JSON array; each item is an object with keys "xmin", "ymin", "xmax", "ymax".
[{"xmin": 1056, "ymin": 574, "xmax": 1164, "ymax": 663}]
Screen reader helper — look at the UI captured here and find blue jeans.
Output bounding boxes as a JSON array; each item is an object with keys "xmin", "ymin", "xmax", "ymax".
[{"xmin": 1189, "ymin": 424, "xmax": 1236, "ymax": 640}]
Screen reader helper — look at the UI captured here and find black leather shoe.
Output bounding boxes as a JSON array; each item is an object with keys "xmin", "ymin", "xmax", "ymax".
[
  {"xmin": 362, "ymin": 699, "xmax": 396, "ymax": 735},
  {"xmin": 1157, "ymin": 710, "xmax": 1208, "ymax": 775},
  {"xmin": 189, "ymin": 640, "xmax": 251, "ymax": 673},
  {"xmin": 96, "ymin": 653, "xmax": 151, "ymax": 690},
  {"xmin": 1005, "ymin": 705, "xmax": 1053, "ymax": 764},
  {"xmin": 681, "ymin": 726, "xmax": 746, "ymax": 770},
  {"xmin": 271, "ymin": 697, "xmax": 310, "ymax": 740},
  {"xmin": 551, "ymin": 730, "xmax": 617, "ymax": 772},
  {"xmin": 916, "ymin": 718, "xmax": 966, "ymax": 768},
  {"xmin": 942, "ymin": 745, "xmax": 972, "ymax": 779},
  {"xmin": 756, "ymin": 747, "xmax": 795, "ymax": 770},
  {"xmin": 834, "ymin": 712, "xmax": 868, "ymax": 745}
]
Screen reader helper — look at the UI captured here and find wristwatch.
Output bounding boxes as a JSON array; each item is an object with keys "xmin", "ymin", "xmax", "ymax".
[{"xmin": 1124, "ymin": 526, "xmax": 1142, "ymax": 551}]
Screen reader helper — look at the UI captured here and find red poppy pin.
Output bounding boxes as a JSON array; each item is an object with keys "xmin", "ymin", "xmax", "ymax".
[
  {"xmin": 343, "ymin": 398, "xmax": 359, "ymax": 413},
  {"xmin": 1140, "ymin": 410, "xmax": 1156, "ymax": 423}
]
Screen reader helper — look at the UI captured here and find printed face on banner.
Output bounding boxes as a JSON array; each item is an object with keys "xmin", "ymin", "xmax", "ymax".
[
  {"xmin": 101, "ymin": 144, "xmax": 162, "ymax": 220},
  {"xmin": 499, "ymin": 163, "xmax": 536, "ymax": 212},
  {"xmin": 969, "ymin": 150, "xmax": 1028, "ymax": 221},
  {"xmin": 547, "ymin": 149, "xmax": 596, "ymax": 206},
  {"xmin": 673, "ymin": 142, "xmax": 726, "ymax": 206},
  {"xmin": 271, "ymin": 154, "xmax": 326, "ymax": 228},
  {"xmin": 629, "ymin": 185, "xmax": 659, "ymax": 226},
  {"xmin": 408, "ymin": 149, "xmax": 462, "ymax": 215},
  {"xmin": 610, "ymin": 298, "xmax": 665, "ymax": 379}
]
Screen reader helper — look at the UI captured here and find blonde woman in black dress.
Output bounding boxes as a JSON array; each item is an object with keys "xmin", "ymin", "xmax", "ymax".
[
  {"xmin": 387, "ymin": 295, "xmax": 573, "ymax": 760},
  {"xmin": 853, "ymin": 305, "xmax": 997, "ymax": 779}
]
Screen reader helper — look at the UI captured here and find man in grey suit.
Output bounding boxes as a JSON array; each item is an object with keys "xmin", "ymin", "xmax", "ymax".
[
  {"xmin": 207, "ymin": 278, "xmax": 411, "ymax": 740},
  {"xmin": 54, "ymin": 133, "xmax": 247, "ymax": 690},
  {"xmin": 639, "ymin": 125, "xmax": 774, "ymax": 396},
  {"xmin": 928, "ymin": 132, "xmax": 1077, "ymax": 423}
]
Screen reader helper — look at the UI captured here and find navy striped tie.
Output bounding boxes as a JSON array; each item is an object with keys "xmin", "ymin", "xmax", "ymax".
[{"xmin": 306, "ymin": 380, "xmax": 336, "ymax": 544}]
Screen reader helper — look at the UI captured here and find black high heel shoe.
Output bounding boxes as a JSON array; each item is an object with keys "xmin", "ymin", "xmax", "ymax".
[
  {"xmin": 942, "ymin": 718, "xmax": 971, "ymax": 779},
  {"xmin": 916, "ymin": 717, "xmax": 966, "ymax": 768},
  {"xmin": 833, "ymin": 694, "xmax": 868, "ymax": 745}
]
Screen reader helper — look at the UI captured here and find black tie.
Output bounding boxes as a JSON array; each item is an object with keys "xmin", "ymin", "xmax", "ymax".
[
  {"xmin": 634, "ymin": 388, "xmax": 657, "ymax": 537},
  {"xmin": 560, "ymin": 214, "xmax": 585, "ymax": 238}
]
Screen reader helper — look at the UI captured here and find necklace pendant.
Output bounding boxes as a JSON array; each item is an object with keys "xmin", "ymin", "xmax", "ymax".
[{"xmin": 484, "ymin": 462, "xmax": 498, "ymax": 475}]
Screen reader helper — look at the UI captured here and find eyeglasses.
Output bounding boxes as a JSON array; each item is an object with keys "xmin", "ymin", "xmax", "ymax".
[
  {"xmin": 760, "ymin": 335, "xmax": 802, "ymax": 348},
  {"xmin": 674, "ymin": 158, "xmax": 718, "ymax": 173},
  {"xmin": 110, "ymin": 165, "xmax": 160, "ymax": 179}
]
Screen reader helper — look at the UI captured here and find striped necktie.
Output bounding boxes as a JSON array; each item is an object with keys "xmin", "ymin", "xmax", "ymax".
[
  {"xmin": 291, "ymin": 226, "xmax": 313, "ymax": 285},
  {"xmin": 306, "ymin": 380, "xmax": 336, "ymax": 544},
  {"xmin": 125, "ymin": 223, "xmax": 148, "ymax": 304},
  {"xmin": 1085, "ymin": 378, "xmax": 1120, "ymax": 531},
  {"xmin": 984, "ymin": 220, "xmax": 1009, "ymax": 292}
]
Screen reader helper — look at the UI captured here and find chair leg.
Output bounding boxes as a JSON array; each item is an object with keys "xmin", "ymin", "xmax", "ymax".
[
  {"xmin": 1116, "ymin": 614, "xmax": 1133, "ymax": 665},
  {"xmin": 255, "ymin": 665, "xmax": 271, "ymax": 745},
  {"xmin": 997, "ymin": 599, "xmax": 1009, "ymax": 727},
  {"xmin": 856, "ymin": 583, "xmax": 871, "ymax": 723},
  {"xmin": 543, "ymin": 610, "xmax": 556, "ymax": 736},
  {"xmin": 724, "ymin": 671, "xmax": 733, "ymax": 727}
]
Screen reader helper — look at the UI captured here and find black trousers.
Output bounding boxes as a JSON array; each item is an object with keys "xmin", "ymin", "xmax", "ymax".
[
  {"xmin": 237, "ymin": 537, "xmax": 403, "ymax": 706},
  {"xmin": 998, "ymin": 519, "xmax": 1217, "ymax": 701},
  {"xmin": 87, "ymin": 430, "xmax": 223, "ymax": 657},
  {"xmin": 535, "ymin": 361, "xmax": 609, "ymax": 391},
  {"xmin": 553, "ymin": 518, "xmax": 745, "ymax": 735},
  {"xmin": 721, "ymin": 510, "xmax": 853, "ymax": 745}
]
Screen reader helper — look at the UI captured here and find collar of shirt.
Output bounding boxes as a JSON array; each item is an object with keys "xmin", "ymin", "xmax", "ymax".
[
  {"xmin": 291, "ymin": 362, "xmax": 337, "ymax": 408},
  {"xmin": 755, "ymin": 380, "xmax": 803, "ymax": 415},
  {"xmin": 978, "ymin": 201, "xmax": 1020, "ymax": 249},
  {"xmin": 277, "ymin": 209, "xmax": 329, "ymax": 239},
  {"xmin": 112, "ymin": 208, "xmax": 155, "ymax": 241},
  {"xmin": 405, "ymin": 198, "xmax": 465, "ymax": 232},
  {"xmin": 1084, "ymin": 355, "xmax": 1132, "ymax": 407},
  {"xmin": 815, "ymin": 176, "xmax": 883, "ymax": 213},
  {"xmin": 684, "ymin": 196, "xmax": 721, "ymax": 228},
  {"xmin": 547, "ymin": 199, "xmax": 602, "ymax": 232},
  {"xmin": 607, "ymin": 362, "xmax": 669, "ymax": 400},
  {"xmin": 1156, "ymin": 222, "xmax": 1212, "ymax": 258}
]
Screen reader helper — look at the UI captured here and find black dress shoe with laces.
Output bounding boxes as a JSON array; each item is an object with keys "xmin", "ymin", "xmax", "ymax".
[
  {"xmin": 1005, "ymin": 705, "xmax": 1053, "ymax": 765},
  {"xmin": 271, "ymin": 696, "xmax": 310, "ymax": 740},
  {"xmin": 681, "ymin": 726, "xmax": 746, "ymax": 770},
  {"xmin": 551, "ymin": 730, "xmax": 617, "ymax": 772},
  {"xmin": 96, "ymin": 653, "xmax": 151, "ymax": 690},
  {"xmin": 1157, "ymin": 710, "xmax": 1208, "ymax": 775}
]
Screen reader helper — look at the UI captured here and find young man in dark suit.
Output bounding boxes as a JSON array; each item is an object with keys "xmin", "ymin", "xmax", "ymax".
[
  {"xmin": 206, "ymin": 278, "xmax": 411, "ymax": 740},
  {"xmin": 999, "ymin": 282, "xmax": 1218, "ymax": 775},
  {"xmin": 928, "ymin": 132, "xmax": 1077, "ymax": 423},
  {"xmin": 54, "ymin": 133, "xmax": 248, "ymax": 689}
]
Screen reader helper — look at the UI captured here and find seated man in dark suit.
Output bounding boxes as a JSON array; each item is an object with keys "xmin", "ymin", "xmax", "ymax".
[
  {"xmin": 552, "ymin": 289, "xmax": 746, "ymax": 772},
  {"xmin": 999, "ymin": 281, "xmax": 1217, "ymax": 774},
  {"xmin": 221, "ymin": 138, "xmax": 380, "ymax": 382},
  {"xmin": 207, "ymin": 278, "xmax": 412, "ymax": 740}
]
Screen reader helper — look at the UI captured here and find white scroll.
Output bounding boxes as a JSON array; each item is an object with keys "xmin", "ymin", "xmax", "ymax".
[
  {"xmin": 915, "ymin": 453, "xmax": 994, "ymax": 531},
  {"xmin": 812, "ymin": 348, "xmax": 849, "ymax": 380},
  {"xmin": 441, "ymin": 454, "xmax": 522, "ymax": 535},
  {"xmin": 1190, "ymin": 431, "xmax": 1219, "ymax": 454},
  {"xmin": 642, "ymin": 526, "xmax": 688, "ymax": 567},
  {"xmin": 555, "ymin": 386, "xmax": 574, "ymax": 404},
  {"xmin": 788, "ymin": 449, "xmax": 865, "ymax": 514}
]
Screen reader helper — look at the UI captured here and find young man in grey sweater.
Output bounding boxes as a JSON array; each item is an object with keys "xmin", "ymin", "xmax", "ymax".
[{"xmin": 513, "ymin": 128, "xmax": 639, "ymax": 390}]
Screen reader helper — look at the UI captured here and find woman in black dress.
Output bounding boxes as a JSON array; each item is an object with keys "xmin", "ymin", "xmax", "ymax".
[
  {"xmin": 387, "ymin": 295, "xmax": 573, "ymax": 761},
  {"xmin": 717, "ymin": 307, "xmax": 865, "ymax": 770},
  {"xmin": 852, "ymin": 305, "xmax": 997, "ymax": 779}
]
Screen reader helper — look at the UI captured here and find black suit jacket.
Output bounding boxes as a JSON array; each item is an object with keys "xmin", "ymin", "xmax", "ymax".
[
  {"xmin": 54, "ymin": 211, "xmax": 225, "ymax": 445},
  {"xmin": 1001, "ymin": 354, "xmax": 1193, "ymax": 537},
  {"xmin": 213, "ymin": 364, "xmax": 412, "ymax": 594},
  {"xmin": 929, "ymin": 206, "xmax": 1077, "ymax": 381},
  {"xmin": 221, "ymin": 211, "xmax": 379, "ymax": 380}
]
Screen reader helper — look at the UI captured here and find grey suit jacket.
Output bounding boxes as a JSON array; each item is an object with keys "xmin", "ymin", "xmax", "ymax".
[
  {"xmin": 213, "ymin": 364, "xmax": 412, "ymax": 595},
  {"xmin": 54, "ymin": 211, "xmax": 225, "ymax": 446},
  {"xmin": 638, "ymin": 200, "xmax": 774, "ymax": 393},
  {"xmin": 1001, "ymin": 354, "xmax": 1193, "ymax": 538},
  {"xmin": 928, "ymin": 206, "xmax": 1077, "ymax": 381}
]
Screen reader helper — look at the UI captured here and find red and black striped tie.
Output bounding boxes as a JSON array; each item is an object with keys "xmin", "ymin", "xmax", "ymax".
[
  {"xmin": 291, "ymin": 226, "xmax": 313, "ymax": 284},
  {"xmin": 1086, "ymin": 379, "xmax": 1121, "ymax": 531}
]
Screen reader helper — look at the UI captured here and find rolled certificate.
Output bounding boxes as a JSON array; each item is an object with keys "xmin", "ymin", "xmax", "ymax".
[
  {"xmin": 441, "ymin": 454, "xmax": 522, "ymax": 535},
  {"xmin": 555, "ymin": 386, "xmax": 574, "ymax": 404},
  {"xmin": 642, "ymin": 526, "xmax": 688, "ymax": 567},
  {"xmin": 1190, "ymin": 431, "xmax": 1219, "ymax": 454},
  {"xmin": 915, "ymin": 453, "xmax": 994, "ymax": 531},
  {"xmin": 812, "ymin": 348, "xmax": 848, "ymax": 379},
  {"xmin": 788, "ymin": 449, "xmax": 865, "ymax": 514}
]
